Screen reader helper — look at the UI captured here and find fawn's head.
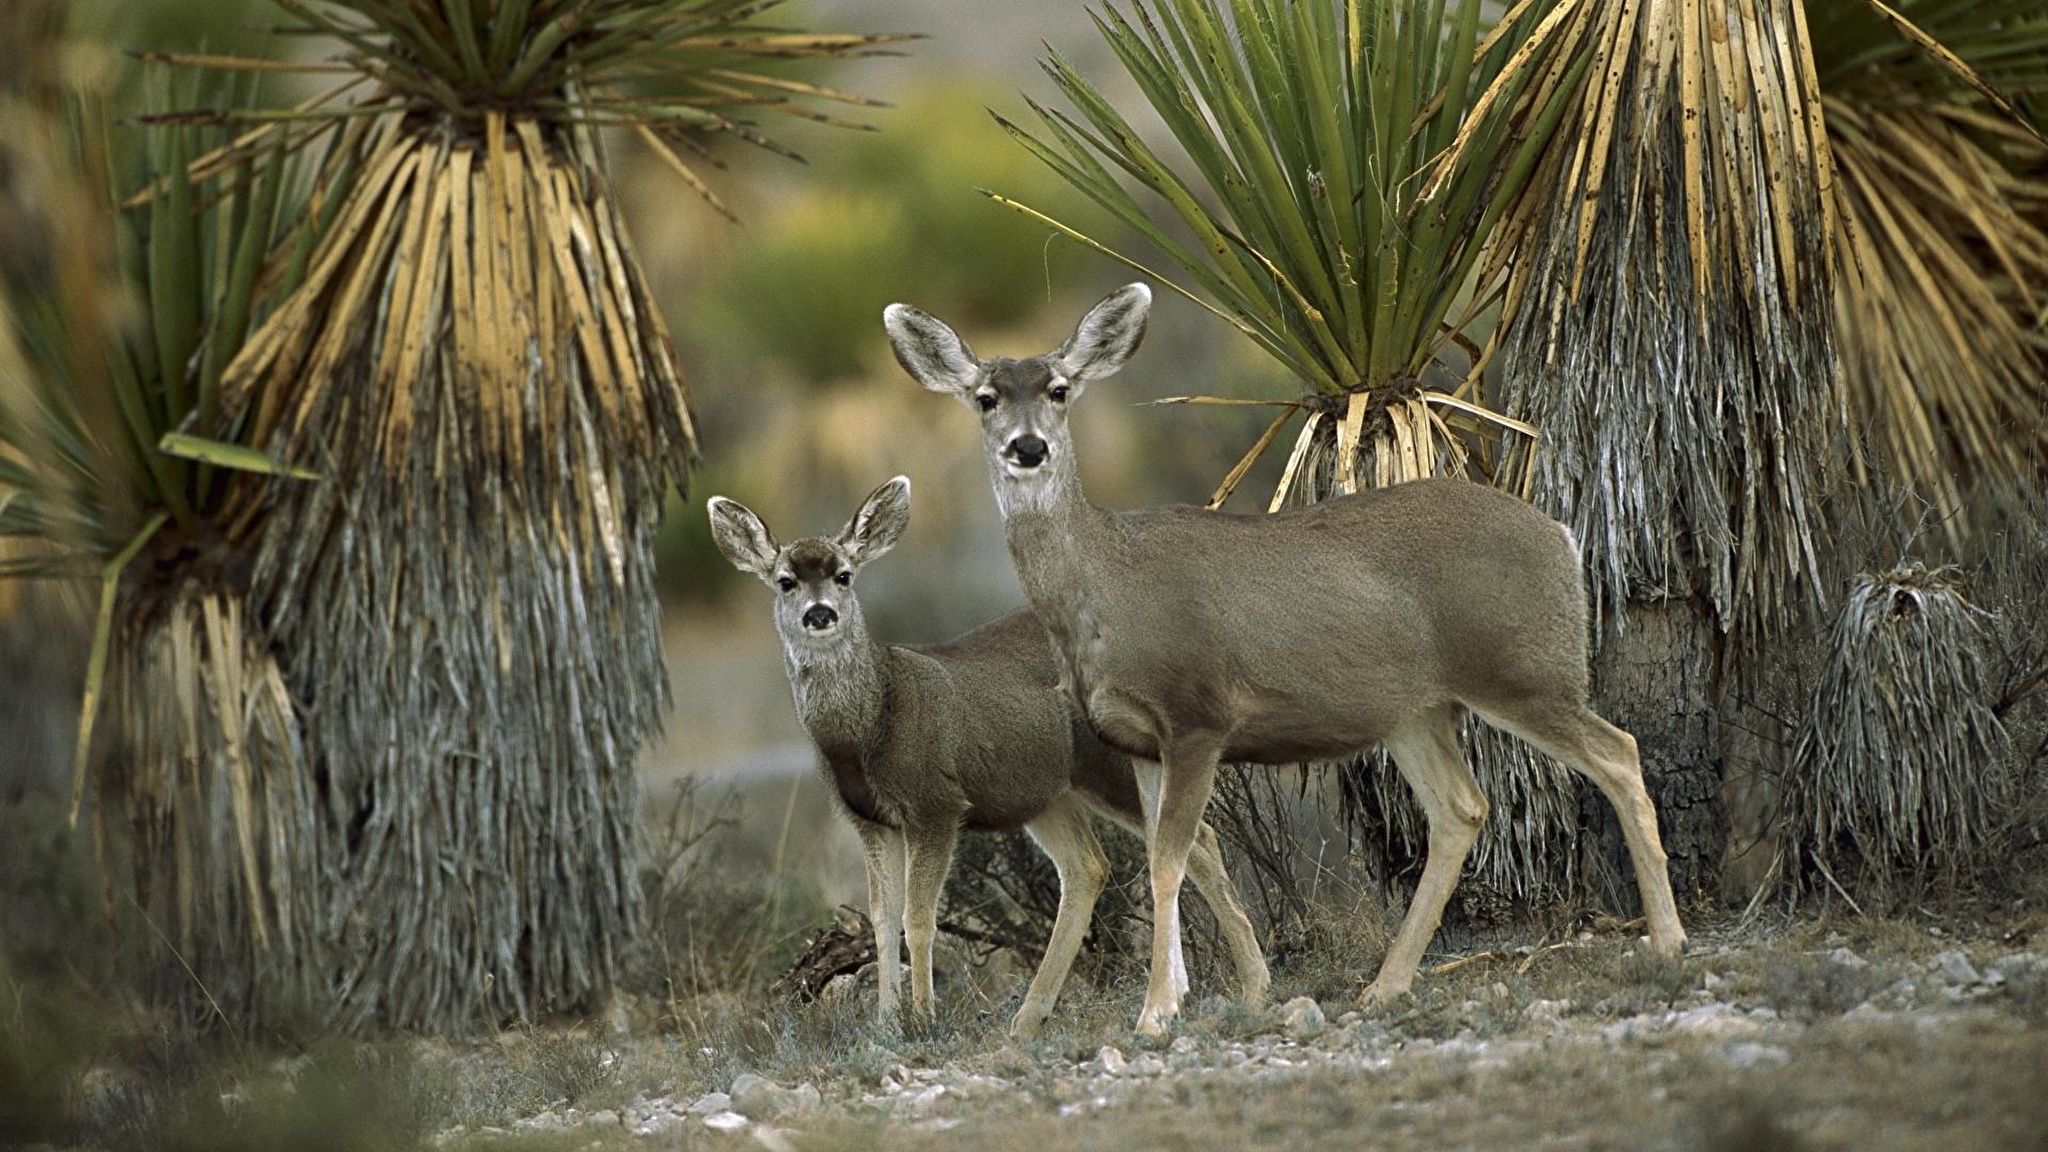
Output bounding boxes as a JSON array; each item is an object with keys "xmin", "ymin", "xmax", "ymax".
[
  {"xmin": 707, "ymin": 477, "xmax": 911, "ymax": 649},
  {"xmin": 884, "ymin": 284, "xmax": 1151, "ymax": 514}
]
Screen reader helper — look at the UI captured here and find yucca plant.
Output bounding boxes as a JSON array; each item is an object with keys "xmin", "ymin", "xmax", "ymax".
[
  {"xmin": 992, "ymin": 0, "xmax": 1607, "ymax": 911},
  {"xmin": 1, "ymin": 40, "xmax": 343, "ymax": 1017},
  {"xmin": 138, "ymin": 0, "xmax": 904, "ymax": 1032},
  {"xmin": 994, "ymin": 0, "xmax": 1567, "ymax": 508},
  {"xmin": 1423, "ymin": 0, "xmax": 1848, "ymax": 904},
  {"xmin": 1783, "ymin": 565, "xmax": 2014, "ymax": 903}
]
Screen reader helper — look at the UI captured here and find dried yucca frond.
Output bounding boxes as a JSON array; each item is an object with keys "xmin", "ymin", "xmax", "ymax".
[
  {"xmin": 101, "ymin": 592, "xmax": 317, "ymax": 1013},
  {"xmin": 1783, "ymin": 565, "xmax": 2014, "ymax": 899},
  {"xmin": 1810, "ymin": 0, "xmax": 2048, "ymax": 523},
  {"xmin": 1446, "ymin": 0, "xmax": 1838, "ymax": 650},
  {"xmin": 214, "ymin": 112, "xmax": 692, "ymax": 1031}
]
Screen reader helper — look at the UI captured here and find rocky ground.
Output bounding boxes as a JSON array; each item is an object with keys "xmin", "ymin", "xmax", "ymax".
[{"xmin": 423, "ymin": 919, "xmax": 2048, "ymax": 1152}]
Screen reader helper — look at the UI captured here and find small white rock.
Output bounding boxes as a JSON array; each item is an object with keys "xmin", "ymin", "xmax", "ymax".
[
  {"xmin": 687, "ymin": 1092, "xmax": 732, "ymax": 1115},
  {"xmin": 702, "ymin": 1110, "xmax": 750, "ymax": 1132},
  {"xmin": 1127, "ymin": 1054, "xmax": 1167, "ymax": 1077},
  {"xmin": 1096, "ymin": 1045, "xmax": 1127, "ymax": 1075},
  {"xmin": 901, "ymin": 1084, "xmax": 948, "ymax": 1117},
  {"xmin": 1280, "ymin": 995, "xmax": 1327, "ymax": 1039},
  {"xmin": 1931, "ymin": 950, "xmax": 1980, "ymax": 986}
]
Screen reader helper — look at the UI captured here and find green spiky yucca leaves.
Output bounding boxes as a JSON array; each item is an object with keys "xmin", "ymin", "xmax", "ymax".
[
  {"xmin": 992, "ymin": 0, "xmax": 1603, "ymax": 908},
  {"xmin": 1808, "ymin": 0, "xmax": 2048, "ymax": 522},
  {"xmin": 991, "ymin": 0, "xmax": 1580, "ymax": 510},
  {"xmin": 155, "ymin": 0, "xmax": 908, "ymax": 220}
]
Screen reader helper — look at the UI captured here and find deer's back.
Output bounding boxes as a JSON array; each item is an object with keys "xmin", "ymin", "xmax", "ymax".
[{"xmin": 1059, "ymin": 478, "xmax": 1590, "ymax": 760}]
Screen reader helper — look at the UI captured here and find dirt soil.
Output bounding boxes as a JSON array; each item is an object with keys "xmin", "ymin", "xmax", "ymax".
[{"xmin": 416, "ymin": 911, "xmax": 2048, "ymax": 1152}]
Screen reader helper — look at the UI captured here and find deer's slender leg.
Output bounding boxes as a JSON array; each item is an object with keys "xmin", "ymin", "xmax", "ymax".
[
  {"xmin": 1484, "ymin": 704, "xmax": 1687, "ymax": 958},
  {"xmin": 1365, "ymin": 707, "xmax": 1487, "ymax": 1007},
  {"xmin": 1137, "ymin": 734, "xmax": 1222, "ymax": 1035},
  {"xmin": 1184, "ymin": 822, "xmax": 1270, "ymax": 1006},
  {"xmin": 903, "ymin": 822, "xmax": 958, "ymax": 1022},
  {"xmin": 1013, "ymin": 791, "xmax": 1111, "ymax": 1036},
  {"xmin": 1082, "ymin": 796, "xmax": 1263, "ymax": 1005},
  {"xmin": 1132, "ymin": 759, "xmax": 1190, "ymax": 1001},
  {"xmin": 857, "ymin": 823, "xmax": 907, "ymax": 1026}
]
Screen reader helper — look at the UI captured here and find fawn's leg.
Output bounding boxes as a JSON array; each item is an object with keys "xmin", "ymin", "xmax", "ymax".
[
  {"xmin": 1184, "ymin": 821, "xmax": 1270, "ymax": 1006},
  {"xmin": 857, "ymin": 823, "xmax": 907, "ymax": 1026},
  {"xmin": 1013, "ymin": 791, "xmax": 1110, "ymax": 1036},
  {"xmin": 903, "ymin": 823, "xmax": 958, "ymax": 1022}
]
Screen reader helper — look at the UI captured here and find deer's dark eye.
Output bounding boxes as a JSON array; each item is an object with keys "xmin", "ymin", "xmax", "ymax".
[
  {"xmin": 976, "ymin": 393, "xmax": 997, "ymax": 413},
  {"xmin": 833, "ymin": 571, "xmax": 851, "ymax": 586},
  {"xmin": 776, "ymin": 576, "xmax": 797, "ymax": 592},
  {"xmin": 1048, "ymin": 384, "xmax": 1070, "ymax": 403}
]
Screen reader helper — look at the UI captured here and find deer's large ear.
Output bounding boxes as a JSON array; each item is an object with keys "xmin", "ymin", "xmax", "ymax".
[
  {"xmin": 1056, "ymin": 283, "xmax": 1150, "ymax": 382},
  {"xmin": 706, "ymin": 496, "xmax": 778, "ymax": 580},
  {"xmin": 839, "ymin": 476, "xmax": 911, "ymax": 567},
  {"xmin": 883, "ymin": 304, "xmax": 980, "ymax": 395}
]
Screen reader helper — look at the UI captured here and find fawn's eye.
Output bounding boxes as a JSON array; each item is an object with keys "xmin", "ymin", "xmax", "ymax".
[
  {"xmin": 833, "ymin": 571, "xmax": 851, "ymax": 586},
  {"xmin": 976, "ymin": 393, "xmax": 997, "ymax": 413},
  {"xmin": 776, "ymin": 576, "xmax": 796, "ymax": 592},
  {"xmin": 1048, "ymin": 384, "xmax": 1070, "ymax": 403}
]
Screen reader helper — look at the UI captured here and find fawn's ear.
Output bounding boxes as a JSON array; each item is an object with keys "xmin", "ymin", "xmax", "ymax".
[
  {"xmin": 884, "ymin": 303, "xmax": 981, "ymax": 396},
  {"xmin": 1056, "ymin": 283, "xmax": 1150, "ymax": 383},
  {"xmin": 706, "ymin": 496, "xmax": 778, "ymax": 580},
  {"xmin": 839, "ymin": 476, "xmax": 911, "ymax": 567}
]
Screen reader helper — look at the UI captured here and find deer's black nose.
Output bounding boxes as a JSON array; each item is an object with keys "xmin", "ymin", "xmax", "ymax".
[
  {"xmin": 802, "ymin": 604, "xmax": 838, "ymax": 631},
  {"xmin": 1010, "ymin": 434, "xmax": 1049, "ymax": 468}
]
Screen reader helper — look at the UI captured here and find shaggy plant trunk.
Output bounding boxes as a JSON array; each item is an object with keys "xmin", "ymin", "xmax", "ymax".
[
  {"xmin": 1584, "ymin": 600, "xmax": 1724, "ymax": 910},
  {"xmin": 97, "ymin": 585, "xmax": 322, "ymax": 1018},
  {"xmin": 222, "ymin": 116, "xmax": 694, "ymax": 1032},
  {"xmin": 1784, "ymin": 566, "xmax": 2014, "ymax": 903},
  {"xmin": 1493, "ymin": 0, "xmax": 1837, "ymax": 907}
]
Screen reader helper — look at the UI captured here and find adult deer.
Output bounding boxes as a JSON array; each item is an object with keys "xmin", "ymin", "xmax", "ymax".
[
  {"xmin": 885, "ymin": 285, "xmax": 1687, "ymax": 1035},
  {"xmin": 708, "ymin": 477, "xmax": 1269, "ymax": 1035}
]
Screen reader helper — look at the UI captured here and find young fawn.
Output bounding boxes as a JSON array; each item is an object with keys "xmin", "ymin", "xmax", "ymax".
[
  {"xmin": 708, "ymin": 477, "xmax": 1269, "ymax": 1035},
  {"xmin": 887, "ymin": 285, "xmax": 1686, "ymax": 1035}
]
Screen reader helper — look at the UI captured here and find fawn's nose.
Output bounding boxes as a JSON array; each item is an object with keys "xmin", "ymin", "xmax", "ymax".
[
  {"xmin": 1008, "ymin": 434, "xmax": 1049, "ymax": 469},
  {"xmin": 801, "ymin": 604, "xmax": 838, "ymax": 631}
]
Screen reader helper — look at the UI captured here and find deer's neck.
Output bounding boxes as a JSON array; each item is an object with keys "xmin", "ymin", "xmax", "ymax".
[
  {"xmin": 785, "ymin": 618, "xmax": 888, "ymax": 765},
  {"xmin": 1001, "ymin": 469, "xmax": 1114, "ymax": 660}
]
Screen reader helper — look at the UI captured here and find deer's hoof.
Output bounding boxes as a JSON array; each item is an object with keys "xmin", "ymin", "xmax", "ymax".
[
  {"xmin": 1639, "ymin": 932, "xmax": 1689, "ymax": 960},
  {"xmin": 1134, "ymin": 1001, "xmax": 1179, "ymax": 1037},
  {"xmin": 1357, "ymin": 980, "xmax": 1413, "ymax": 1011},
  {"xmin": 1009, "ymin": 1008, "xmax": 1049, "ymax": 1039}
]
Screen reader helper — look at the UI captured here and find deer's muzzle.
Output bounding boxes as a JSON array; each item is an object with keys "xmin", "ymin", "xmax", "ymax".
[{"xmin": 1007, "ymin": 434, "xmax": 1049, "ymax": 469}]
